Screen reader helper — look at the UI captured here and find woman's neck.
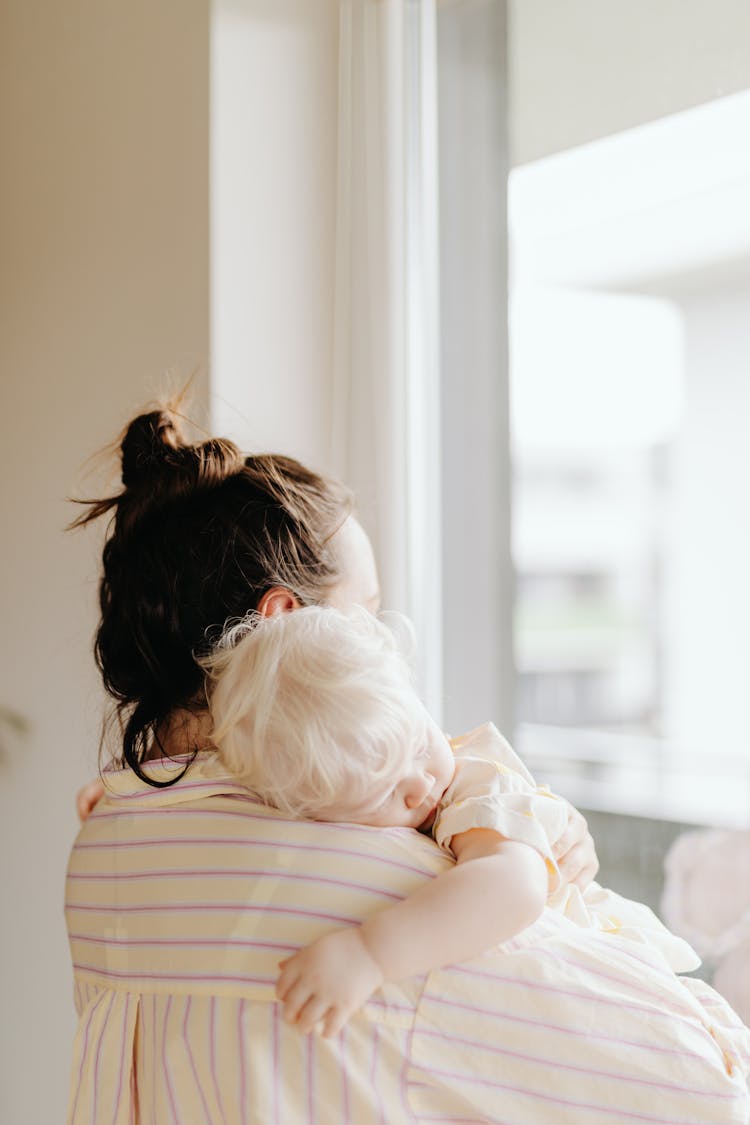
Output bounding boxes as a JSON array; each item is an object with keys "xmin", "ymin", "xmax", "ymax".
[{"xmin": 144, "ymin": 707, "xmax": 214, "ymax": 760}]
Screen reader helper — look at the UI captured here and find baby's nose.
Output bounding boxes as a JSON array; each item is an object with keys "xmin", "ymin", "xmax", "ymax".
[{"xmin": 404, "ymin": 773, "xmax": 432, "ymax": 809}]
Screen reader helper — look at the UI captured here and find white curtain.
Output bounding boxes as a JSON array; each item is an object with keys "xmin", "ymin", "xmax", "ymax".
[{"xmin": 331, "ymin": 0, "xmax": 442, "ymax": 717}]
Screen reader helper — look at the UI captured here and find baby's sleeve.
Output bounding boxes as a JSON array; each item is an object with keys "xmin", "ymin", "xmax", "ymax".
[{"xmin": 433, "ymin": 722, "xmax": 569, "ymax": 888}]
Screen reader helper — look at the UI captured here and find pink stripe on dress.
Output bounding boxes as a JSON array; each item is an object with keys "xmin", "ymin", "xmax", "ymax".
[
  {"xmin": 415, "ymin": 1064, "xmax": 721, "ymax": 1125},
  {"xmin": 162, "ymin": 995, "xmax": 180, "ymax": 1122},
  {"xmin": 525, "ymin": 944, "xmax": 701, "ymax": 1015},
  {"xmin": 209, "ymin": 996, "xmax": 227, "ymax": 1125},
  {"xmin": 417, "ymin": 1118, "xmax": 503, "ymax": 1124},
  {"xmin": 113, "ymin": 993, "xmax": 130, "ymax": 1123},
  {"xmin": 73, "ymin": 827, "xmax": 436, "ymax": 878},
  {"xmin": 414, "ymin": 1026, "xmax": 740, "ymax": 1100},
  {"xmin": 421, "ymin": 993, "xmax": 714, "ymax": 1064},
  {"xmin": 306, "ymin": 1030, "xmax": 316, "ymax": 1124},
  {"xmin": 237, "ymin": 999, "xmax": 248, "ymax": 1125},
  {"xmin": 70, "ymin": 932, "xmax": 298, "ymax": 955},
  {"xmin": 414, "ymin": 1113, "xmax": 508, "ymax": 1125},
  {"xmin": 369, "ymin": 1024, "xmax": 387, "ymax": 1125},
  {"xmin": 442, "ymin": 963, "xmax": 707, "ymax": 1028},
  {"xmin": 272, "ymin": 1001, "xmax": 281, "ymax": 1125},
  {"xmin": 420, "ymin": 1116, "xmax": 501, "ymax": 1125},
  {"xmin": 181, "ymin": 997, "xmax": 212, "ymax": 1125},
  {"xmin": 72, "ymin": 961, "xmax": 275, "ymax": 988},
  {"xmin": 70, "ymin": 986, "xmax": 107, "ymax": 1123},
  {"xmin": 108, "ymin": 779, "xmax": 251, "ymax": 800},
  {"xmin": 339, "ymin": 1026, "xmax": 351, "ymax": 1125},
  {"xmin": 151, "ymin": 994, "xmax": 157, "ymax": 1125},
  {"xmin": 66, "ymin": 900, "xmax": 359, "ymax": 925},
  {"xmin": 92, "ymin": 989, "xmax": 117, "ymax": 1124},
  {"xmin": 68, "ymin": 866, "xmax": 406, "ymax": 901}
]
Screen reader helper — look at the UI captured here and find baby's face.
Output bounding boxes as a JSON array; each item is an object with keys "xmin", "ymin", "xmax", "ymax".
[{"xmin": 331, "ymin": 716, "xmax": 455, "ymax": 831}]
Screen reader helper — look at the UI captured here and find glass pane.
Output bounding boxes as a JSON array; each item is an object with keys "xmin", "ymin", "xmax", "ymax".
[{"xmin": 509, "ymin": 105, "xmax": 750, "ymax": 1010}]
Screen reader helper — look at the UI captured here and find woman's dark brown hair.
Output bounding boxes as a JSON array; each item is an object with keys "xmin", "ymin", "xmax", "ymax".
[{"xmin": 71, "ymin": 408, "xmax": 353, "ymax": 785}]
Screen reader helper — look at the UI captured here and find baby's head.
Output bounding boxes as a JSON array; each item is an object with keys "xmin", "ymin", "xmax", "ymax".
[{"xmin": 202, "ymin": 605, "xmax": 453, "ymax": 829}]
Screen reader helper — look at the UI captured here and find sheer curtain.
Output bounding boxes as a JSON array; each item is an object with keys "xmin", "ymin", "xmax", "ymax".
[{"xmin": 331, "ymin": 0, "xmax": 442, "ymax": 715}]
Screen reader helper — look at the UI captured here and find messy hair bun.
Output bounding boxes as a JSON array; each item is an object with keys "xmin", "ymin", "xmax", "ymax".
[
  {"xmin": 120, "ymin": 410, "xmax": 182, "ymax": 488},
  {"xmin": 120, "ymin": 410, "xmax": 244, "ymax": 491},
  {"xmin": 74, "ymin": 410, "xmax": 246, "ymax": 536},
  {"xmin": 71, "ymin": 405, "xmax": 353, "ymax": 786}
]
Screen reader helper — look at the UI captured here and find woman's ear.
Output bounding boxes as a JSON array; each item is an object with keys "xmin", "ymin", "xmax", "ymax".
[{"xmin": 256, "ymin": 586, "xmax": 301, "ymax": 618}]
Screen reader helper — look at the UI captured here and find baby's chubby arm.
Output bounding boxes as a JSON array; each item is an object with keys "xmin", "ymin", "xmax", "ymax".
[{"xmin": 276, "ymin": 829, "xmax": 547, "ymax": 1037}]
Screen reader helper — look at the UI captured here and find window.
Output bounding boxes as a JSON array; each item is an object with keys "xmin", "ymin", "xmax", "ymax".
[{"xmin": 509, "ymin": 96, "xmax": 750, "ymax": 834}]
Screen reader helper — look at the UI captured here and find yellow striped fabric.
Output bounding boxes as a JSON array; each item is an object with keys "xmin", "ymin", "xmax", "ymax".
[{"xmin": 66, "ymin": 753, "xmax": 750, "ymax": 1123}]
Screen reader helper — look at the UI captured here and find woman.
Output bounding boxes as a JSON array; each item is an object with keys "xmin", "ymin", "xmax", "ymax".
[{"xmin": 66, "ymin": 406, "xmax": 602, "ymax": 1124}]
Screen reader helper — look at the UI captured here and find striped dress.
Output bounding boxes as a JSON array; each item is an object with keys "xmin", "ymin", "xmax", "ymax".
[{"xmin": 66, "ymin": 753, "xmax": 750, "ymax": 1124}]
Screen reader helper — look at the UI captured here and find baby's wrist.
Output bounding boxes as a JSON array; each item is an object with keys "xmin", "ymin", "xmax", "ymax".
[{"xmin": 358, "ymin": 921, "xmax": 388, "ymax": 984}]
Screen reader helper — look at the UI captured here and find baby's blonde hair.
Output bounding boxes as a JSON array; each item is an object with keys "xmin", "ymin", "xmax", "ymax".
[{"xmin": 202, "ymin": 606, "xmax": 424, "ymax": 819}]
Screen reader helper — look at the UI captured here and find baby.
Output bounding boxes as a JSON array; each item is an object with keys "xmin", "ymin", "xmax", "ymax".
[{"xmin": 203, "ymin": 605, "xmax": 750, "ymax": 1086}]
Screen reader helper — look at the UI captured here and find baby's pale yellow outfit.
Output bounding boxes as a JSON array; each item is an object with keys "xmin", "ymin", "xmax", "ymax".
[{"xmin": 435, "ymin": 723, "xmax": 710, "ymax": 972}]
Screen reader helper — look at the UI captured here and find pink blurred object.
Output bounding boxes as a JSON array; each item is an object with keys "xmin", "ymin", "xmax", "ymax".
[
  {"xmin": 713, "ymin": 939, "xmax": 750, "ymax": 1022},
  {"xmin": 662, "ymin": 828, "xmax": 750, "ymax": 1022}
]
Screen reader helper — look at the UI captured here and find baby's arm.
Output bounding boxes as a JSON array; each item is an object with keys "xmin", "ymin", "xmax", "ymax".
[{"xmin": 276, "ymin": 829, "xmax": 547, "ymax": 1037}]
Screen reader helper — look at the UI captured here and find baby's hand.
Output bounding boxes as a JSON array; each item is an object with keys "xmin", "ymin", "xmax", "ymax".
[
  {"xmin": 77, "ymin": 778, "xmax": 105, "ymax": 823},
  {"xmin": 276, "ymin": 928, "xmax": 384, "ymax": 1038},
  {"xmin": 553, "ymin": 801, "xmax": 599, "ymax": 890}
]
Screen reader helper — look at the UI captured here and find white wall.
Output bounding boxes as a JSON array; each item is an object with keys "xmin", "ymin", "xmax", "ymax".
[
  {"xmin": 510, "ymin": 0, "xmax": 750, "ymax": 164},
  {"xmin": 0, "ymin": 2, "xmax": 209, "ymax": 1119},
  {"xmin": 0, "ymin": 3, "xmax": 345, "ymax": 1116},
  {"xmin": 211, "ymin": 0, "xmax": 340, "ymax": 473}
]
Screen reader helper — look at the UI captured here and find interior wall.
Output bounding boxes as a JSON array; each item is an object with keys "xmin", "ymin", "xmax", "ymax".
[
  {"xmin": 510, "ymin": 0, "xmax": 750, "ymax": 164},
  {"xmin": 211, "ymin": 0, "xmax": 339, "ymax": 473},
  {"xmin": 0, "ymin": 2, "xmax": 210, "ymax": 1119}
]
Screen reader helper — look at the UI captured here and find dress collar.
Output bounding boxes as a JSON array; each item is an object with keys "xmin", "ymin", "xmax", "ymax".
[{"xmin": 99, "ymin": 750, "xmax": 269, "ymax": 809}]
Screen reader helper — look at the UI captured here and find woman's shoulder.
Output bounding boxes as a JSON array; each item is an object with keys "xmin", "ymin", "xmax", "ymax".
[
  {"xmin": 99, "ymin": 749, "xmax": 253, "ymax": 807},
  {"xmin": 92, "ymin": 753, "xmax": 452, "ymax": 878}
]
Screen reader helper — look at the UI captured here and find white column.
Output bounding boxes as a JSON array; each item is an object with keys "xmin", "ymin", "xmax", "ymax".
[{"xmin": 438, "ymin": 0, "xmax": 514, "ymax": 735}]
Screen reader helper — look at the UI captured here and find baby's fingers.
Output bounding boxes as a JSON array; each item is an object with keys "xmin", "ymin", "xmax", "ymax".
[
  {"xmin": 563, "ymin": 846, "xmax": 599, "ymax": 890},
  {"xmin": 276, "ymin": 957, "xmax": 302, "ymax": 1002},
  {"xmin": 277, "ymin": 971, "xmax": 313, "ymax": 1024},
  {"xmin": 552, "ymin": 809, "xmax": 583, "ymax": 860},
  {"xmin": 295, "ymin": 995, "xmax": 331, "ymax": 1036},
  {"xmin": 556, "ymin": 838, "xmax": 598, "ymax": 888},
  {"xmin": 281, "ymin": 987, "xmax": 311, "ymax": 1026},
  {"xmin": 553, "ymin": 805, "xmax": 599, "ymax": 890},
  {"xmin": 320, "ymin": 1005, "xmax": 350, "ymax": 1040}
]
